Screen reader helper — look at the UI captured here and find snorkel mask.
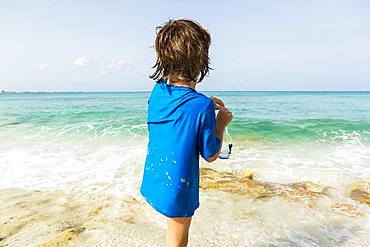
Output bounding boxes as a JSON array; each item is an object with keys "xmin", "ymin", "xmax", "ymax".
[
  {"xmin": 214, "ymin": 99, "xmax": 233, "ymax": 160},
  {"xmin": 219, "ymin": 143, "xmax": 233, "ymax": 159},
  {"xmin": 218, "ymin": 127, "xmax": 233, "ymax": 159}
]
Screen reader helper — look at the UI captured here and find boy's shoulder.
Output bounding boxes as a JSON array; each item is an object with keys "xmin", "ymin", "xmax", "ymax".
[
  {"xmin": 191, "ymin": 91, "xmax": 213, "ymax": 106},
  {"xmin": 188, "ymin": 91, "xmax": 215, "ymax": 116}
]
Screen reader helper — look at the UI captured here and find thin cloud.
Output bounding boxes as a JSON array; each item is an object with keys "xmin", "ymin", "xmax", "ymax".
[
  {"xmin": 101, "ymin": 59, "xmax": 127, "ymax": 75},
  {"xmin": 39, "ymin": 64, "xmax": 49, "ymax": 71},
  {"xmin": 107, "ymin": 60, "xmax": 127, "ymax": 72},
  {"xmin": 74, "ymin": 56, "xmax": 96, "ymax": 67}
]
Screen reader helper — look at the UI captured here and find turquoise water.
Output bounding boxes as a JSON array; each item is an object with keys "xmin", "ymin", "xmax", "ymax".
[
  {"xmin": 1, "ymin": 91, "xmax": 369, "ymax": 245},
  {"xmin": 1, "ymin": 91, "xmax": 370, "ymax": 144},
  {"xmin": 1, "ymin": 91, "xmax": 370, "ymax": 186}
]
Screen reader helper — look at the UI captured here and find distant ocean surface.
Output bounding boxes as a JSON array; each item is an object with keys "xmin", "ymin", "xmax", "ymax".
[
  {"xmin": 1, "ymin": 91, "xmax": 369, "ymax": 246},
  {"xmin": 1, "ymin": 91, "xmax": 370, "ymax": 183},
  {"xmin": 1, "ymin": 91, "xmax": 370, "ymax": 142},
  {"xmin": 1, "ymin": 91, "xmax": 370, "ymax": 185}
]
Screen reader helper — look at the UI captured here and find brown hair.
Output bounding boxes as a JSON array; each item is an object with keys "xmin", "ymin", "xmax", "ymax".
[{"xmin": 149, "ymin": 19, "xmax": 212, "ymax": 83}]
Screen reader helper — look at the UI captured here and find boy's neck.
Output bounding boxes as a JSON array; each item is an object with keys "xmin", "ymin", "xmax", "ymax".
[{"xmin": 167, "ymin": 75, "xmax": 197, "ymax": 89}]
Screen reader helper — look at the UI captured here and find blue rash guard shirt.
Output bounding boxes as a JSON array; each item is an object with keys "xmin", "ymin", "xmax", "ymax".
[{"xmin": 140, "ymin": 79, "xmax": 221, "ymax": 218}]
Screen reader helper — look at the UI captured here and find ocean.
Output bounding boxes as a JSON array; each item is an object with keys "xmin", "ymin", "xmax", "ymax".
[{"xmin": 0, "ymin": 91, "xmax": 369, "ymax": 246}]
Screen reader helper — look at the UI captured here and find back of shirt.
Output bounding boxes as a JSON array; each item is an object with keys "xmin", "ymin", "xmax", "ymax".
[{"xmin": 140, "ymin": 80, "xmax": 221, "ymax": 217}]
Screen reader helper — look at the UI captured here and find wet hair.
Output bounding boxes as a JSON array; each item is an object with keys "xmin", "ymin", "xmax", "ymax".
[{"xmin": 149, "ymin": 19, "xmax": 212, "ymax": 83}]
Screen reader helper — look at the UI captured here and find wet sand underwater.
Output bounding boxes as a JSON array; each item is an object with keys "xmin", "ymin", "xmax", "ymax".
[{"xmin": 1, "ymin": 167, "xmax": 369, "ymax": 247}]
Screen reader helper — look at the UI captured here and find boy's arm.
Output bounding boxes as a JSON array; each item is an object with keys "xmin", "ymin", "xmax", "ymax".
[{"xmin": 205, "ymin": 122, "xmax": 225, "ymax": 162}]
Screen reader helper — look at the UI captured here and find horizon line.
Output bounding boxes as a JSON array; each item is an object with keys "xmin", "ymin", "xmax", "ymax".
[{"xmin": 1, "ymin": 90, "xmax": 370, "ymax": 93}]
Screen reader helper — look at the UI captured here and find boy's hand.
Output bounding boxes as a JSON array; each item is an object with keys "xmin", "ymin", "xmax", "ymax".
[
  {"xmin": 216, "ymin": 106, "xmax": 233, "ymax": 127},
  {"xmin": 210, "ymin": 96, "xmax": 225, "ymax": 110}
]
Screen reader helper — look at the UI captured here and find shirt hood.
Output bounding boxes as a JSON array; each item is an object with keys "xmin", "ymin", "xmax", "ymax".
[{"xmin": 147, "ymin": 80, "xmax": 200, "ymax": 123}]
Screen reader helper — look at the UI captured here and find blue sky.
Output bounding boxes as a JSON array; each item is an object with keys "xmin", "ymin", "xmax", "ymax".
[{"xmin": 1, "ymin": 0, "xmax": 370, "ymax": 91}]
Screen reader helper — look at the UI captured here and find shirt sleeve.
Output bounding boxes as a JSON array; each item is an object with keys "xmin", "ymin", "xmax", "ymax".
[{"xmin": 197, "ymin": 99, "xmax": 222, "ymax": 159}]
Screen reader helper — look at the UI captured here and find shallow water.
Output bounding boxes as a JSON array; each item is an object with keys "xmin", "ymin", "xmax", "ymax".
[{"xmin": 0, "ymin": 91, "xmax": 369, "ymax": 246}]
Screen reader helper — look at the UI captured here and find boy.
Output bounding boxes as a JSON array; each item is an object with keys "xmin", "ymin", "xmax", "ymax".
[{"xmin": 140, "ymin": 19, "xmax": 233, "ymax": 247}]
